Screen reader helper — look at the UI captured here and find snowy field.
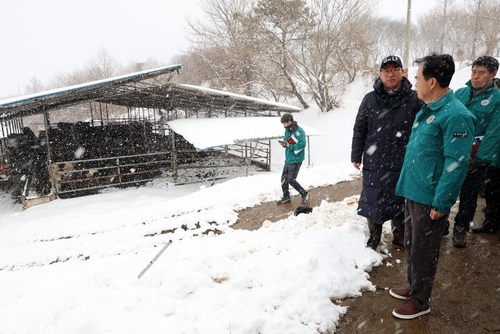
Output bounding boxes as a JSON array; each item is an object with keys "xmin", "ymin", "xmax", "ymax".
[{"xmin": 0, "ymin": 64, "xmax": 482, "ymax": 333}]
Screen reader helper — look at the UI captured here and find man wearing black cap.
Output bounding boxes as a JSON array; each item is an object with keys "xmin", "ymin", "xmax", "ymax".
[
  {"xmin": 351, "ymin": 55, "xmax": 422, "ymax": 250},
  {"xmin": 452, "ymin": 56, "xmax": 500, "ymax": 246},
  {"xmin": 277, "ymin": 113, "xmax": 309, "ymax": 205}
]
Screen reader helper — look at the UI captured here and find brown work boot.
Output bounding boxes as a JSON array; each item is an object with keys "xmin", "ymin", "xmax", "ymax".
[
  {"xmin": 389, "ymin": 287, "xmax": 411, "ymax": 300},
  {"xmin": 392, "ymin": 299, "xmax": 430, "ymax": 320}
]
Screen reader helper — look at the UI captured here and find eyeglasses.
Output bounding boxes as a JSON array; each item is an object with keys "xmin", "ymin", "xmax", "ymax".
[{"xmin": 380, "ymin": 67, "xmax": 402, "ymax": 74}]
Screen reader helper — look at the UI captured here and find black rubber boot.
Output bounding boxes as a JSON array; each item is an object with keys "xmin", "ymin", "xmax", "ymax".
[
  {"xmin": 391, "ymin": 218, "xmax": 405, "ymax": 250},
  {"xmin": 471, "ymin": 220, "xmax": 498, "ymax": 233},
  {"xmin": 367, "ymin": 219, "xmax": 383, "ymax": 250},
  {"xmin": 452, "ymin": 225, "xmax": 467, "ymax": 248}
]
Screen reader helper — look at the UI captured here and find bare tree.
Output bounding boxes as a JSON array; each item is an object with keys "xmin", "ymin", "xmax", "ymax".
[
  {"xmin": 437, "ymin": 0, "xmax": 456, "ymax": 53},
  {"xmin": 466, "ymin": 0, "xmax": 500, "ymax": 56},
  {"xmin": 417, "ymin": 0, "xmax": 500, "ymax": 60},
  {"xmin": 185, "ymin": 0, "xmax": 260, "ymax": 94},
  {"xmin": 253, "ymin": 0, "xmax": 314, "ymax": 109},
  {"xmin": 363, "ymin": 18, "xmax": 408, "ymax": 69},
  {"xmin": 121, "ymin": 57, "xmax": 163, "ymax": 75},
  {"xmin": 289, "ymin": 0, "xmax": 376, "ymax": 111},
  {"xmin": 86, "ymin": 48, "xmax": 118, "ymax": 81},
  {"xmin": 49, "ymin": 69, "xmax": 88, "ymax": 88},
  {"xmin": 24, "ymin": 76, "xmax": 45, "ymax": 95},
  {"xmin": 48, "ymin": 48, "xmax": 119, "ymax": 89}
]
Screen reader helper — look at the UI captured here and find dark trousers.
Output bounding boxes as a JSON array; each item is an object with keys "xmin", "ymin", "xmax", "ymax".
[
  {"xmin": 281, "ymin": 162, "xmax": 305, "ymax": 198},
  {"xmin": 454, "ymin": 166, "xmax": 487, "ymax": 230},
  {"xmin": 404, "ymin": 199, "xmax": 448, "ymax": 309},
  {"xmin": 484, "ymin": 166, "xmax": 500, "ymax": 222}
]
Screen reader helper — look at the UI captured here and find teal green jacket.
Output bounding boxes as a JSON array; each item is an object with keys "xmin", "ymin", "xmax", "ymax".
[
  {"xmin": 455, "ymin": 80, "xmax": 500, "ymax": 167},
  {"xmin": 396, "ymin": 90, "xmax": 476, "ymax": 213},
  {"xmin": 283, "ymin": 124, "xmax": 306, "ymax": 164}
]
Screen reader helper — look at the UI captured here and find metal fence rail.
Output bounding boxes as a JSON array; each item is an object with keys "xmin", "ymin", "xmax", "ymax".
[{"xmin": 50, "ymin": 142, "xmax": 270, "ymax": 196}]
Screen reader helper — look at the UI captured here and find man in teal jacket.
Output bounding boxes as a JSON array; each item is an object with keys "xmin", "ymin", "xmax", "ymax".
[
  {"xmin": 389, "ymin": 54, "xmax": 476, "ymax": 320},
  {"xmin": 482, "ymin": 134, "xmax": 500, "ymax": 241},
  {"xmin": 452, "ymin": 56, "xmax": 500, "ymax": 243},
  {"xmin": 277, "ymin": 113, "xmax": 309, "ymax": 205}
]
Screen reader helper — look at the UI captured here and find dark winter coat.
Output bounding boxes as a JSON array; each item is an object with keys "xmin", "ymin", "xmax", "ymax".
[{"xmin": 351, "ymin": 76, "xmax": 422, "ymax": 223}]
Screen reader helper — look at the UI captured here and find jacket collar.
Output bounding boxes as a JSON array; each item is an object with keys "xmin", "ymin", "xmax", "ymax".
[
  {"xmin": 465, "ymin": 79, "xmax": 495, "ymax": 97},
  {"xmin": 425, "ymin": 89, "xmax": 454, "ymax": 112}
]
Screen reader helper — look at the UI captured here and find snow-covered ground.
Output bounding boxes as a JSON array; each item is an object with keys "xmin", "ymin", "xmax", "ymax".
[{"xmin": 0, "ymin": 63, "xmax": 483, "ymax": 333}]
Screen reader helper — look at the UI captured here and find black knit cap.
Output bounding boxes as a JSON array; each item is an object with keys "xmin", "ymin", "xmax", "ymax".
[
  {"xmin": 280, "ymin": 113, "xmax": 294, "ymax": 123},
  {"xmin": 473, "ymin": 56, "xmax": 499, "ymax": 73}
]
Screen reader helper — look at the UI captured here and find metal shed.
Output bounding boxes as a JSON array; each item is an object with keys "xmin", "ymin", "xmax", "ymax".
[{"xmin": 0, "ymin": 65, "xmax": 302, "ymax": 207}]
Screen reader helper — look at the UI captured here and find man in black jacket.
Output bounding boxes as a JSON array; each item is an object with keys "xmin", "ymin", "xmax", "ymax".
[{"xmin": 351, "ymin": 55, "xmax": 422, "ymax": 250}]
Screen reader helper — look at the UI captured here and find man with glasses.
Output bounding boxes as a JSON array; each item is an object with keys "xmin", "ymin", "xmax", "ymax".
[
  {"xmin": 351, "ymin": 55, "xmax": 422, "ymax": 250},
  {"xmin": 452, "ymin": 56, "xmax": 500, "ymax": 246}
]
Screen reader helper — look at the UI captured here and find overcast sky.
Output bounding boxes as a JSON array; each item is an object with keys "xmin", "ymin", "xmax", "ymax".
[{"xmin": 1, "ymin": 0, "xmax": 443, "ymax": 99}]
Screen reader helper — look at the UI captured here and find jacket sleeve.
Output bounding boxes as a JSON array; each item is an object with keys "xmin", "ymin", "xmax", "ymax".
[
  {"xmin": 475, "ymin": 100, "xmax": 500, "ymax": 164},
  {"xmin": 351, "ymin": 95, "xmax": 370, "ymax": 163}
]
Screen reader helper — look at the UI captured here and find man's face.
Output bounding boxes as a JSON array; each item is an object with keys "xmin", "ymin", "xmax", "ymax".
[
  {"xmin": 471, "ymin": 65, "xmax": 496, "ymax": 90},
  {"xmin": 415, "ymin": 67, "xmax": 432, "ymax": 102},
  {"xmin": 282, "ymin": 120, "xmax": 292, "ymax": 128},
  {"xmin": 380, "ymin": 63, "xmax": 403, "ymax": 90}
]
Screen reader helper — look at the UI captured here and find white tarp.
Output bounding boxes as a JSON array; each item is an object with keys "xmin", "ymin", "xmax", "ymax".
[{"xmin": 167, "ymin": 117, "xmax": 322, "ymax": 150}]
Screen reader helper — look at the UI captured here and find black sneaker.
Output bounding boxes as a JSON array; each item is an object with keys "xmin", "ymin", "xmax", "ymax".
[
  {"xmin": 471, "ymin": 220, "xmax": 498, "ymax": 233},
  {"xmin": 301, "ymin": 192, "xmax": 309, "ymax": 205},
  {"xmin": 277, "ymin": 196, "xmax": 291, "ymax": 205},
  {"xmin": 452, "ymin": 225, "xmax": 467, "ymax": 248}
]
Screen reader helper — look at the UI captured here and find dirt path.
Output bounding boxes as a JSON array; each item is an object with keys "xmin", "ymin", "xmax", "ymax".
[
  {"xmin": 233, "ymin": 178, "xmax": 363, "ymax": 230},
  {"xmin": 233, "ymin": 178, "xmax": 500, "ymax": 333}
]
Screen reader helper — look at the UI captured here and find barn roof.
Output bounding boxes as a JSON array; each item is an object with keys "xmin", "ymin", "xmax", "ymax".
[{"xmin": 0, "ymin": 65, "xmax": 301, "ymax": 121}]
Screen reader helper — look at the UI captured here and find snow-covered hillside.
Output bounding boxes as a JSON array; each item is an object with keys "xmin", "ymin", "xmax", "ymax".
[{"xmin": 0, "ymin": 63, "xmax": 490, "ymax": 334}]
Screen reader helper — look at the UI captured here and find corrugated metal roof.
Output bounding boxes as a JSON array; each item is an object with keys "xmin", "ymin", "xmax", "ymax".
[{"xmin": 0, "ymin": 65, "xmax": 301, "ymax": 121}]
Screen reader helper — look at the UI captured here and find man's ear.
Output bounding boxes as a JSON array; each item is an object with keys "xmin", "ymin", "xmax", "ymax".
[{"xmin": 430, "ymin": 77, "xmax": 438, "ymax": 89}]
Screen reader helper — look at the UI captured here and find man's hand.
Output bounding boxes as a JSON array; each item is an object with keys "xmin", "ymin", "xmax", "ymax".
[
  {"xmin": 469, "ymin": 158, "xmax": 479, "ymax": 171},
  {"xmin": 469, "ymin": 158, "xmax": 488, "ymax": 171},
  {"xmin": 430, "ymin": 208, "xmax": 446, "ymax": 220},
  {"xmin": 352, "ymin": 162, "xmax": 361, "ymax": 170}
]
